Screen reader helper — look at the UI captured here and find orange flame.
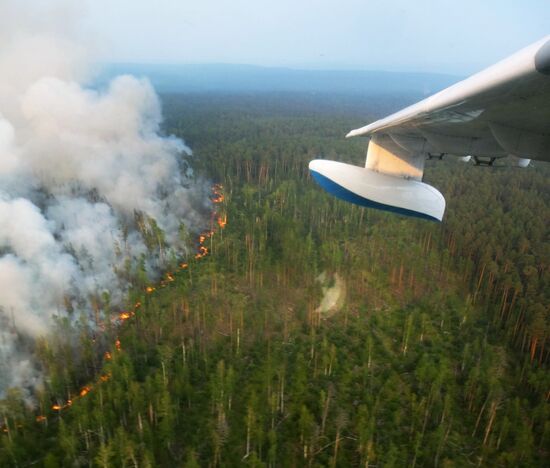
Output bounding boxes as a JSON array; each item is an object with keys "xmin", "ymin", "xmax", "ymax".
[
  {"xmin": 37, "ymin": 184, "xmax": 227, "ymax": 422},
  {"xmin": 211, "ymin": 184, "xmax": 225, "ymax": 204},
  {"xmin": 195, "ymin": 245, "xmax": 209, "ymax": 259},
  {"xmin": 217, "ymin": 214, "xmax": 227, "ymax": 229},
  {"xmin": 119, "ymin": 311, "xmax": 134, "ymax": 321}
]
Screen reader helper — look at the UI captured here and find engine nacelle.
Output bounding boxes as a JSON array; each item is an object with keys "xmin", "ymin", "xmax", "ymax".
[
  {"xmin": 309, "ymin": 159, "xmax": 445, "ymax": 222},
  {"xmin": 517, "ymin": 158, "xmax": 531, "ymax": 168}
]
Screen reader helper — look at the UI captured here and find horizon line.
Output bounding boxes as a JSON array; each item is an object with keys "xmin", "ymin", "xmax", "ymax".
[{"xmin": 98, "ymin": 61, "xmax": 463, "ymax": 78}]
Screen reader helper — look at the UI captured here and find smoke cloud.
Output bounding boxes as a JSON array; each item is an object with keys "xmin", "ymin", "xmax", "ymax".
[{"xmin": 0, "ymin": 2, "xmax": 208, "ymax": 396}]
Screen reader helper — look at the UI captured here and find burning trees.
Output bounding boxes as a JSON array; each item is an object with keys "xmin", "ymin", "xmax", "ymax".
[{"xmin": 31, "ymin": 184, "xmax": 228, "ymax": 422}]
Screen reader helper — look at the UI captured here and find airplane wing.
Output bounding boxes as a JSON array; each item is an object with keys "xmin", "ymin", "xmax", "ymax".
[{"xmin": 310, "ymin": 36, "xmax": 550, "ymax": 221}]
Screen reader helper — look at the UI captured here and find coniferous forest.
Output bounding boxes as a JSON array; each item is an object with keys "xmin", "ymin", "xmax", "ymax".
[{"xmin": 1, "ymin": 92, "xmax": 549, "ymax": 467}]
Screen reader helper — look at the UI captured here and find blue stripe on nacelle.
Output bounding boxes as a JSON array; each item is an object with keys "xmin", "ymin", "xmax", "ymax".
[{"xmin": 310, "ymin": 170, "xmax": 440, "ymax": 222}]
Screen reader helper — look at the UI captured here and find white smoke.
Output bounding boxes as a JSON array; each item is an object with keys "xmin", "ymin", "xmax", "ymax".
[{"xmin": 0, "ymin": 2, "xmax": 208, "ymax": 395}]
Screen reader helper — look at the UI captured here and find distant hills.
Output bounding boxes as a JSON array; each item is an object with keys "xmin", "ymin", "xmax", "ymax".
[{"xmin": 95, "ymin": 63, "xmax": 460, "ymax": 96}]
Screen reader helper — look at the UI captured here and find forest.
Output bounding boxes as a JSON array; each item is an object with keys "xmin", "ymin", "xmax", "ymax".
[{"xmin": 0, "ymin": 92, "xmax": 548, "ymax": 467}]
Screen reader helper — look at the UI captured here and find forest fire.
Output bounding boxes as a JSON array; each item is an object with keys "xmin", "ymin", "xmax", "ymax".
[
  {"xmin": 118, "ymin": 311, "xmax": 134, "ymax": 321},
  {"xmin": 211, "ymin": 184, "xmax": 225, "ymax": 203},
  {"xmin": 195, "ymin": 244, "xmax": 209, "ymax": 259},
  {"xmin": 47, "ymin": 375, "xmax": 108, "ymax": 412},
  {"xmin": 217, "ymin": 214, "xmax": 227, "ymax": 228},
  {"xmin": 25, "ymin": 184, "xmax": 228, "ymax": 424}
]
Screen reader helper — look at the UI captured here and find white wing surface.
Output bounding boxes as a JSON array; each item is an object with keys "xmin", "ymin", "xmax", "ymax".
[
  {"xmin": 310, "ymin": 36, "xmax": 550, "ymax": 221},
  {"xmin": 346, "ymin": 36, "xmax": 550, "ymax": 163}
]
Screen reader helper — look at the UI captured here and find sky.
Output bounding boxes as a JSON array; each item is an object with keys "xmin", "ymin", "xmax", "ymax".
[{"xmin": 72, "ymin": 0, "xmax": 550, "ymax": 74}]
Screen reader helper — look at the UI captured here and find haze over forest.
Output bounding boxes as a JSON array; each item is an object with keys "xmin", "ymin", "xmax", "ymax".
[
  {"xmin": 97, "ymin": 63, "xmax": 460, "ymax": 95},
  {"xmin": 2, "ymin": 86, "xmax": 549, "ymax": 467},
  {"xmin": 0, "ymin": 1, "xmax": 548, "ymax": 466}
]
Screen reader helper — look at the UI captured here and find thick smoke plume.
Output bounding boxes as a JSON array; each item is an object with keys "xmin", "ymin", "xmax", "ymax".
[{"xmin": 0, "ymin": 3, "xmax": 208, "ymax": 396}]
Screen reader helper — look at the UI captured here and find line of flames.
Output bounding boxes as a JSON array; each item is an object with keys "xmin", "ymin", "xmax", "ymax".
[{"xmin": 2, "ymin": 184, "xmax": 226, "ymax": 431}]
